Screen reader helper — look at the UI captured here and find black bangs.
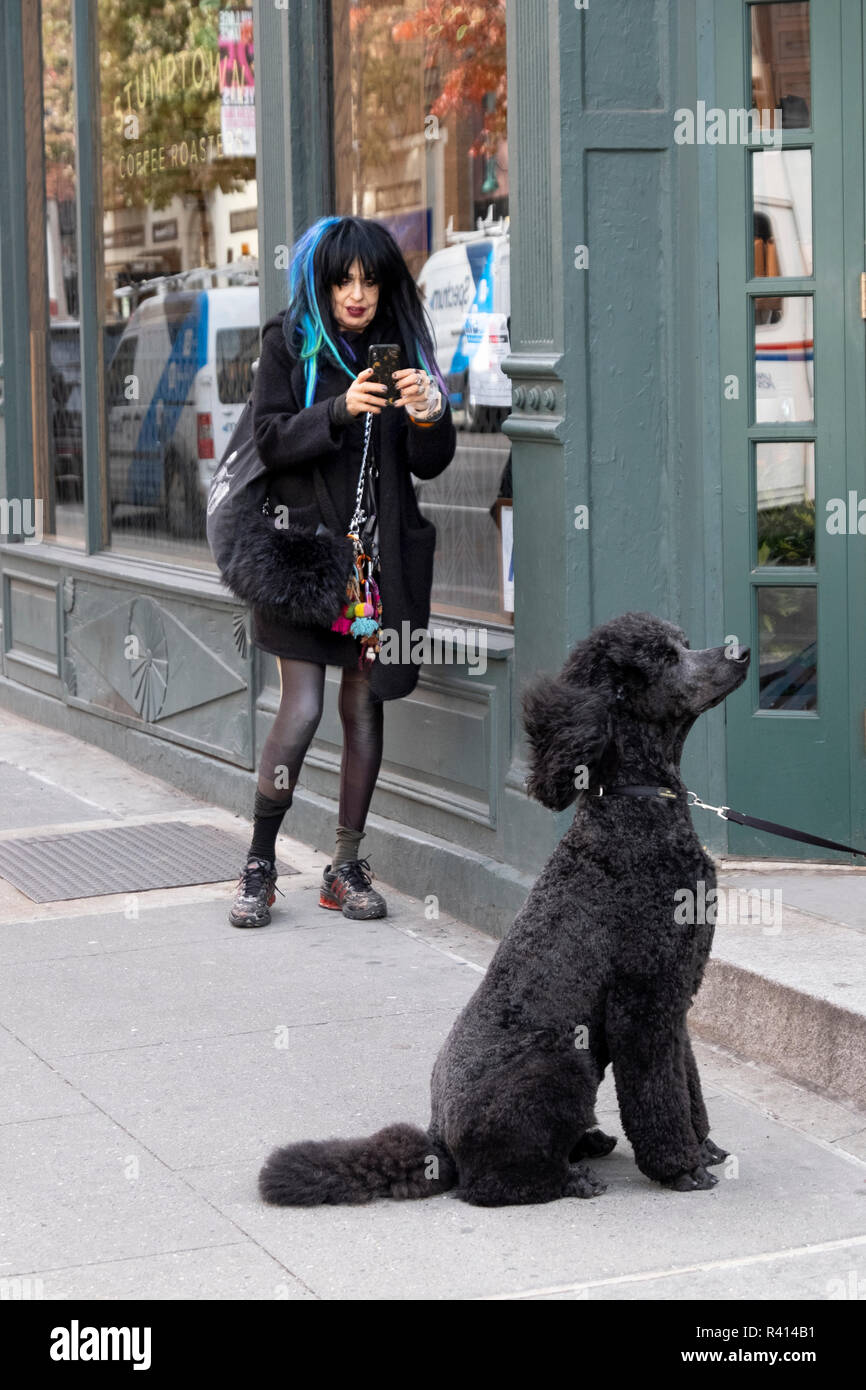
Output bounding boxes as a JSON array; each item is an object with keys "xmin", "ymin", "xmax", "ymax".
[{"xmin": 316, "ymin": 218, "xmax": 398, "ymax": 289}]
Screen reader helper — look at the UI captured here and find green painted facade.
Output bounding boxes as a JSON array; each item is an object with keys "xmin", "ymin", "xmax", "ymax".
[{"xmin": 0, "ymin": 2, "xmax": 860, "ymax": 941}]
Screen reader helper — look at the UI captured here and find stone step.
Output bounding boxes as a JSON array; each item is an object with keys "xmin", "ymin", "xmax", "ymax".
[{"xmin": 691, "ymin": 868, "xmax": 866, "ymax": 1110}]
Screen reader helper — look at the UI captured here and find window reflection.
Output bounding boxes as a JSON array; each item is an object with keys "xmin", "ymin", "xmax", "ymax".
[
  {"xmin": 752, "ymin": 149, "xmax": 812, "ymax": 278},
  {"xmin": 43, "ymin": 0, "xmax": 84, "ymax": 545},
  {"xmin": 98, "ymin": 2, "xmax": 258, "ymax": 563},
  {"xmin": 756, "ymin": 441, "xmax": 815, "ymax": 566},
  {"xmin": 332, "ymin": 0, "xmax": 511, "ymax": 623},
  {"xmin": 758, "ymin": 586, "xmax": 817, "ymax": 710},
  {"xmin": 751, "ymin": 2, "xmax": 811, "ymax": 129},
  {"xmin": 754, "ymin": 295, "xmax": 813, "ymax": 423}
]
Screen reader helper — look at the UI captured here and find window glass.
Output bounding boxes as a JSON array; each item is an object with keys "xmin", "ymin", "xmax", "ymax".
[
  {"xmin": 755, "ymin": 441, "xmax": 815, "ymax": 566},
  {"xmin": 752, "ymin": 149, "xmax": 812, "ymax": 278},
  {"xmin": 98, "ymin": 2, "xmax": 258, "ymax": 562},
  {"xmin": 42, "ymin": 0, "xmax": 84, "ymax": 546},
  {"xmin": 758, "ymin": 586, "xmax": 817, "ymax": 710},
  {"xmin": 754, "ymin": 294, "xmax": 813, "ymax": 423},
  {"xmin": 751, "ymin": 2, "xmax": 811, "ymax": 129},
  {"xmin": 332, "ymin": 0, "xmax": 511, "ymax": 624},
  {"xmin": 217, "ymin": 326, "xmax": 259, "ymax": 403}
]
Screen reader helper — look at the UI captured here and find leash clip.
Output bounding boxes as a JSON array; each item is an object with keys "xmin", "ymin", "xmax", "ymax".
[{"xmin": 686, "ymin": 790, "xmax": 730, "ymax": 819}]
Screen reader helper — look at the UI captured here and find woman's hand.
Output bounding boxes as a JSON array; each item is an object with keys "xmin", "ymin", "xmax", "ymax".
[
  {"xmin": 345, "ymin": 367, "xmax": 388, "ymax": 416},
  {"xmin": 393, "ymin": 367, "xmax": 436, "ymax": 414}
]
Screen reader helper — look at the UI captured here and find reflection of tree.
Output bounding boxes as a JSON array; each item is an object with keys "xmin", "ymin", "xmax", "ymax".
[
  {"xmin": 396, "ymin": 2, "xmax": 507, "ymax": 158},
  {"xmin": 42, "ymin": 0, "xmax": 76, "ymax": 202},
  {"xmin": 757, "ymin": 500, "xmax": 816, "ymax": 567},
  {"xmin": 99, "ymin": 0, "xmax": 254, "ymax": 266},
  {"xmin": 348, "ymin": 3, "xmax": 506, "ymax": 178},
  {"xmin": 345, "ymin": 3, "xmax": 427, "ymax": 181}
]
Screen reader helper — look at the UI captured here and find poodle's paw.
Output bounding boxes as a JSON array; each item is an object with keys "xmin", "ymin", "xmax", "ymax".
[
  {"xmin": 570, "ymin": 1128, "xmax": 617, "ymax": 1161},
  {"xmin": 663, "ymin": 1164, "xmax": 718, "ymax": 1192},
  {"xmin": 563, "ymin": 1163, "xmax": 607, "ymax": 1199},
  {"xmin": 698, "ymin": 1137, "xmax": 729, "ymax": 1167}
]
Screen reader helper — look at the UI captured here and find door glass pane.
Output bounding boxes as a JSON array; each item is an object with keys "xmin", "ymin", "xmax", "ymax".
[
  {"xmin": 751, "ymin": 2, "xmax": 811, "ymax": 129},
  {"xmin": 98, "ymin": 3, "xmax": 258, "ymax": 565},
  {"xmin": 752, "ymin": 149, "xmax": 812, "ymax": 277},
  {"xmin": 754, "ymin": 295, "xmax": 813, "ymax": 422},
  {"xmin": 331, "ymin": 0, "xmax": 511, "ymax": 624},
  {"xmin": 758, "ymin": 586, "xmax": 817, "ymax": 709},
  {"xmin": 756, "ymin": 442, "xmax": 815, "ymax": 565}
]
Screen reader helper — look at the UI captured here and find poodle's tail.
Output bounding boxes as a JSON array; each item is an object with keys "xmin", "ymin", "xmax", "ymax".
[{"xmin": 258, "ymin": 1123, "xmax": 457, "ymax": 1206}]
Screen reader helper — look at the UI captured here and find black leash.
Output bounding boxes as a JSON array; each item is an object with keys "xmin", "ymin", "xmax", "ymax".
[{"xmin": 591, "ymin": 784, "xmax": 866, "ymax": 859}]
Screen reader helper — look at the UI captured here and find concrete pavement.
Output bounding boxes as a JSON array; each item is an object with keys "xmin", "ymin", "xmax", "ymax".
[{"xmin": 1, "ymin": 705, "xmax": 865, "ymax": 1301}]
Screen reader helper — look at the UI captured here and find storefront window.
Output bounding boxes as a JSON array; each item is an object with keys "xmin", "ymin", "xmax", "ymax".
[
  {"xmin": 42, "ymin": 0, "xmax": 84, "ymax": 547},
  {"xmin": 98, "ymin": 2, "xmax": 258, "ymax": 564},
  {"xmin": 332, "ymin": 0, "xmax": 511, "ymax": 623}
]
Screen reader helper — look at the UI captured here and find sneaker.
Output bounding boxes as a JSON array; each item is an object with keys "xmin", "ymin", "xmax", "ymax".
[
  {"xmin": 229, "ymin": 855, "xmax": 283, "ymax": 928},
  {"xmin": 320, "ymin": 857, "xmax": 387, "ymax": 920}
]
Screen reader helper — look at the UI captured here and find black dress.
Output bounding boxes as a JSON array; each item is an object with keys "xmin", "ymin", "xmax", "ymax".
[{"xmin": 250, "ymin": 305, "xmax": 457, "ymax": 701}]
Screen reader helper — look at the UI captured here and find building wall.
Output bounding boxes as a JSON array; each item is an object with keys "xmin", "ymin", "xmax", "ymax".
[{"xmin": 0, "ymin": 0, "xmax": 731, "ymax": 939}]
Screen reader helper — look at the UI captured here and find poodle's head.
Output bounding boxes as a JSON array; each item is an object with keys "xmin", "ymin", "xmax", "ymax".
[{"xmin": 521, "ymin": 612, "xmax": 750, "ymax": 811}]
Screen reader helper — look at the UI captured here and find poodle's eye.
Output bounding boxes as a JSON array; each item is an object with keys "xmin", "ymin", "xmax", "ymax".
[{"xmin": 664, "ymin": 647, "xmax": 681, "ymax": 665}]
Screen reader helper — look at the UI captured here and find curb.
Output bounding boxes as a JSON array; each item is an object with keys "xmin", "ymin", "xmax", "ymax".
[{"xmin": 692, "ymin": 957, "xmax": 866, "ymax": 1111}]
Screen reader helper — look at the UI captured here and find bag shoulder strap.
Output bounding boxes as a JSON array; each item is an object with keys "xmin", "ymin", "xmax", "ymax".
[{"xmin": 312, "ymin": 464, "xmax": 345, "ymax": 535}]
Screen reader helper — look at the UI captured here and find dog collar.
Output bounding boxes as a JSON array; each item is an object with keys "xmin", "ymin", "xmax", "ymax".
[{"xmin": 590, "ymin": 785, "xmax": 680, "ymax": 800}]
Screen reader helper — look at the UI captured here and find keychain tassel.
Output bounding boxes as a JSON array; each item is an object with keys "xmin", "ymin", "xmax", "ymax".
[{"xmin": 327, "ymin": 410, "xmax": 384, "ymax": 661}]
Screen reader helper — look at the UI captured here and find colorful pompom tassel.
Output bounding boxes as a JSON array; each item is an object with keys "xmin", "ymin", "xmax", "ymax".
[{"xmin": 331, "ymin": 545, "xmax": 384, "ymax": 658}]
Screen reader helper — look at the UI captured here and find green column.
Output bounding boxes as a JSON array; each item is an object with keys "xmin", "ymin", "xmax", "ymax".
[
  {"xmin": 254, "ymin": 0, "xmax": 332, "ymax": 324},
  {"xmin": 501, "ymin": 0, "xmax": 725, "ymax": 866}
]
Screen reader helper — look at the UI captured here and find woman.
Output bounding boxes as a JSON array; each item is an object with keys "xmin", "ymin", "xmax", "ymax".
[{"xmin": 230, "ymin": 215, "xmax": 456, "ymax": 928}]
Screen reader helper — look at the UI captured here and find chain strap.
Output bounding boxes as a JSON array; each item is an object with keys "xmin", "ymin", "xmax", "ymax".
[
  {"xmin": 263, "ymin": 408, "xmax": 374, "ymax": 533},
  {"xmin": 348, "ymin": 411, "xmax": 374, "ymax": 536}
]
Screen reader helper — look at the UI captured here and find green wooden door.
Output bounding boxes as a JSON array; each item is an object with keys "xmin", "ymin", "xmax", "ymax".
[{"xmin": 717, "ymin": 0, "xmax": 866, "ymax": 858}]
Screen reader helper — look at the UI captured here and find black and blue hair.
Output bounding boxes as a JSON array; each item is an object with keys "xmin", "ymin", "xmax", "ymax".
[{"xmin": 283, "ymin": 215, "xmax": 448, "ymax": 406}]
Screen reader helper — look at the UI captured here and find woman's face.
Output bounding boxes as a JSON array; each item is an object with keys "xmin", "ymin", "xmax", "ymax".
[{"xmin": 330, "ymin": 258, "xmax": 379, "ymax": 332}]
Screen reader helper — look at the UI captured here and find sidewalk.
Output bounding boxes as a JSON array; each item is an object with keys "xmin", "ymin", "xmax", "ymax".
[{"xmin": 1, "ymin": 706, "xmax": 865, "ymax": 1301}]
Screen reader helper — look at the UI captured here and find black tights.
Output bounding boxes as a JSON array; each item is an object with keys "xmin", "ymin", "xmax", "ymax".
[{"xmin": 248, "ymin": 658, "xmax": 384, "ymax": 862}]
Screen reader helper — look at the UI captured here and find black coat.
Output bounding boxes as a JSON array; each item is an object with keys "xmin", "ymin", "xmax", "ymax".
[{"xmin": 250, "ymin": 307, "xmax": 456, "ymax": 702}]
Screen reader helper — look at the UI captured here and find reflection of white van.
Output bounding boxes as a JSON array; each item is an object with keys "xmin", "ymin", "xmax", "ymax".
[
  {"xmin": 753, "ymin": 149, "xmax": 814, "ymax": 430},
  {"xmin": 105, "ymin": 286, "xmax": 259, "ymax": 536},
  {"xmin": 417, "ymin": 225, "xmax": 510, "ymax": 429}
]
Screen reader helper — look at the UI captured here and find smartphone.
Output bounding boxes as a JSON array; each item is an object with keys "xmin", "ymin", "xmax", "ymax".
[{"xmin": 367, "ymin": 343, "xmax": 402, "ymax": 405}]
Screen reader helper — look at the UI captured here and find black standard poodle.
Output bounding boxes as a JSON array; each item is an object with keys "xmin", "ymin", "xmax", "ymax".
[{"xmin": 259, "ymin": 611, "xmax": 751, "ymax": 1207}]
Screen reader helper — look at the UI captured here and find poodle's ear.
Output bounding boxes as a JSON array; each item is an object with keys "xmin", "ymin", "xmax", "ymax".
[{"xmin": 521, "ymin": 674, "xmax": 612, "ymax": 811}]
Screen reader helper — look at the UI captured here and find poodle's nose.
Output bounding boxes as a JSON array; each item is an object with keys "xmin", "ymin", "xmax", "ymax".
[{"xmin": 732, "ymin": 647, "xmax": 750, "ymax": 665}]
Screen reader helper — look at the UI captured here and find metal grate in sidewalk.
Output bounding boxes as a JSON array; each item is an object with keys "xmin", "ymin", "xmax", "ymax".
[{"xmin": 0, "ymin": 821, "xmax": 298, "ymax": 903}]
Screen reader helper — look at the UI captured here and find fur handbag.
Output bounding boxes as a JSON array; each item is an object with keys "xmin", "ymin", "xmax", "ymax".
[{"xmin": 206, "ymin": 396, "xmax": 355, "ymax": 627}]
